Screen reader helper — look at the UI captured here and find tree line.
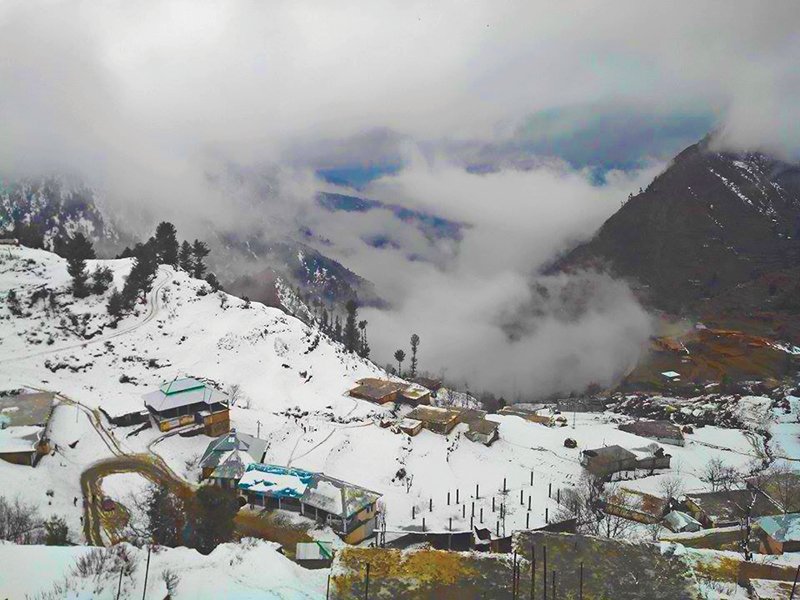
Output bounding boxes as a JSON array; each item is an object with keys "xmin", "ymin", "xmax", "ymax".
[{"xmin": 50, "ymin": 221, "xmax": 217, "ymax": 320}]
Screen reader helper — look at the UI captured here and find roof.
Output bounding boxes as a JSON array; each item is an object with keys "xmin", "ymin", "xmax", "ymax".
[
  {"xmin": 296, "ymin": 541, "xmax": 334, "ymax": 561},
  {"xmin": 238, "ymin": 464, "xmax": 381, "ymax": 519},
  {"xmin": 0, "ymin": 392, "xmax": 55, "ymax": 427},
  {"xmin": 468, "ymin": 418, "xmax": 499, "ymax": 435},
  {"xmin": 349, "ymin": 379, "xmax": 406, "ymax": 401},
  {"xmin": 411, "ymin": 377, "xmax": 442, "ymax": 391},
  {"xmin": 406, "ymin": 405, "xmax": 462, "ymax": 425},
  {"xmin": 755, "ymin": 513, "xmax": 800, "ymax": 543},
  {"xmin": 142, "ymin": 378, "xmax": 228, "ymax": 412},
  {"xmin": 160, "ymin": 378, "xmax": 206, "ymax": 395},
  {"xmin": 608, "ymin": 488, "xmax": 668, "ymax": 518},
  {"xmin": 400, "ymin": 386, "xmax": 430, "ymax": 401},
  {"xmin": 583, "ymin": 445, "xmax": 637, "ymax": 462},
  {"xmin": 619, "ymin": 420, "xmax": 684, "ymax": 441},
  {"xmin": 0, "ymin": 425, "xmax": 43, "ymax": 453},
  {"xmin": 661, "ymin": 371, "xmax": 681, "ymax": 378},
  {"xmin": 664, "ymin": 510, "xmax": 702, "ymax": 531},
  {"xmin": 686, "ymin": 489, "xmax": 780, "ymax": 521},
  {"xmin": 200, "ymin": 429, "xmax": 268, "ymax": 470},
  {"xmin": 210, "ymin": 449, "xmax": 254, "ymax": 481}
]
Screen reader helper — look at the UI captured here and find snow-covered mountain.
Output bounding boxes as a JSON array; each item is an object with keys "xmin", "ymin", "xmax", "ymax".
[{"xmin": 553, "ymin": 136, "xmax": 800, "ymax": 318}]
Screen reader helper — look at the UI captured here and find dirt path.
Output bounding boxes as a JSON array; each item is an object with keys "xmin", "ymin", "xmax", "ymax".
[{"xmin": 81, "ymin": 454, "xmax": 194, "ymax": 546}]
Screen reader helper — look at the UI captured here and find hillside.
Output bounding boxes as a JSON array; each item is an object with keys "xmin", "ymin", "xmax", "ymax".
[{"xmin": 553, "ymin": 136, "xmax": 800, "ymax": 330}]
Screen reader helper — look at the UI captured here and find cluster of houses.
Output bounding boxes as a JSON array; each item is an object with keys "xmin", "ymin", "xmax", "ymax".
[
  {"xmin": 0, "ymin": 391, "xmax": 55, "ymax": 467},
  {"xmin": 198, "ymin": 429, "xmax": 383, "ymax": 544},
  {"xmin": 350, "ymin": 378, "xmax": 500, "ymax": 446}
]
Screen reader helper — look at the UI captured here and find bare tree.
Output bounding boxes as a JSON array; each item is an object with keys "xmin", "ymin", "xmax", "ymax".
[
  {"xmin": 0, "ymin": 496, "xmax": 41, "ymax": 544},
  {"xmin": 226, "ymin": 383, "xmax": 241, "ymax": 407},
  {"xmin": 659, "ymin": 473, "xmax": 684, "ymax": 503},
  {"xmin": 700, "ymin": 457, "xmax": 738, "ymax": 492}
]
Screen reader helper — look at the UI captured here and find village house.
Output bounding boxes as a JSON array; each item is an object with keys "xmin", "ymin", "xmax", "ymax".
[
  {"xmin": 411, "ymin": 376, "xmax": 442, "ymax": 394},
  {"xmin": 405, "ymin": 405, "xmax": 461, "ymax": 435},
  {"xmin": 556, "ymin": 397, "xmax": 608, "ymax": 413},
  {"xmin": 238, "ymin": 463, "xmax": 382, "ymax": 544},
  {"xmin": 630, "ymin": 444, "xmax": 672, "ymax": 471},
  {"xmin": 348, "ymin": 379, "xmax": 431, "ymax": 405},
  {"xmin": 0, "ymin": 391, "xmax": 55, "ymax": 467},
  {"xmin": 685, "ymin": 489, "xmax": 781, "ymax": 528},
  {"xmin": 580, "ymin": 445, "xmax": 638, "ymax": 476},
  {"xmin": 664, "ymin": 510, "xmax": 703, "ymax": 533},
  {"xmin": 619, "ymin": 420, "xmax": 685, "ymax": 446},
  {"xmin": 142, "ymin": 377, "xmax": 230, "ymax": 435},
  {"xmin": 601, "ymin": 488, "xmax": 669, "ymax": 524},
  {"xmin": 464, "ymin": 418, "xmax": 499, "ymax": 446},
  {"xmin": 348, "ymin": 379, "xmax": 407, "ymax": 404},
  {"xmin": 754, "ymin": 513, "xmax": 800, "ymax": 555},
  {"xmin": 199, "ymin": 429, "xmax": 268, "ymax": 487},
  {"xmin": 397, "ymin": 417, "xmax": 423, "ymax": 437}
]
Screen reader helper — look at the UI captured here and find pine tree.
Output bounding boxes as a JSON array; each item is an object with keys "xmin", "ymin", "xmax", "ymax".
[
  {"xmin": 64, "ymin": 233, "xmax": 95, "ymax": 298},
  {"xmin": 343, "ymin": 299, "xmax": 359, "ymax": 352},
  {"xmin": 91, "ymin": 266, "xmax": 113, "ymax": 295},
  {"xmin": 410, "ymin": 333, "xmax": 420, "ymax": 378},
  {"xmin": 178, "ymin": 241, "xmax": 193, "ymax": 271},
  {"xmin": 334, "ymin": 315, "xmax": 342, "ymax": 341},
  {"xmin": 192, "ymin": 239, "xmax": 210, "ymax": 279},
  {"xmin": 122, "ymin": 243, "xmax": 158, "ymax": 308},
  {"xmin": 205, "ymin": 272, "xmax": 221, "ymax": 292},
  {"xmin": 358, "ymin": 320, "xmax": 370, "ymax": 358},
  {"xmin": 154, "ymin": 222, "xmax": 179, "ymax": 266},
  {"xmin": 107, "ymin": 290, "xmax": 124, "ymax": 318},
  {"xmin": 394, "ymin": 349, "xmax": 406, "ymax": 376},
  {"xmin": 145, "ymin": 485, "xmax": 184, "ymax": 547},
  {"xmin": 190, "ymin": 486, "xmax": 238, "ymax": 554}
]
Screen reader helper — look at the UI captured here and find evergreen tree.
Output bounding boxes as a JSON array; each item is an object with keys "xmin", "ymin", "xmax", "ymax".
[
  {"xmin": 121, "ymin": 243, "xmax": 158, "ymax": 308},
  {"xmin": 394, "ymin": 349, "xmax": 406, "ymax": 376},
  {"xmin": 106, "ymin": 289, "xmax": 124, "ymax": 318},
  {"xmin": 334, "ymin": 315, "xmax": 342, "ymax": 341},
  {"xmin": 91, "ymin": 266, "xmax": 113, "ymax": 295},
  {"xmin": 154, "ymin": 221, "xmax": 179, "ymax": 266},
  {"xmin": 6, "ymin": 289, "xmax": 22, "ymax": 316},
  {"xmin": 192, "ymin": 240, "xmax": 210, "ymax": 279},
  {"xmin": 343, "ymin": 299, "xmax": 359, "ymax": 352},
  {"xmin": 64, "ymin": 233, "xmax": 95, "ymax": 298},
  {"xmin": 145, "ymin": 484, "xmax": 184, "ymax": 547},
  {"xmin": 178, "ymin": 241, "xmax": 193, "ymax": 271},
  {"xmin": 358, "ymin": 320, "xmax": 370, "ymax": 358},
  {"xmin": 321, "ymin": 308, "xmax": 330, "ymax": 333},
  {"xmin": 190, "ymin": 486, "xmax": 238, "ymax": 554},
  {"xmin": 43, "ymin": 516, "xmax": 69, "ymax": 546},
  {"xmin": 205, "ymin": 272, "xmax": 222, "ymax": 292},
  {"xmin": 410, "ymin": 333, "xmax": 420, "ymax": 378}
]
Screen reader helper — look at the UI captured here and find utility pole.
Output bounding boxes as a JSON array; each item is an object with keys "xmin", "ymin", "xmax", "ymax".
[
  {"xmin": 256, "ymin": 420, "xmax": 262, "ymax": 438},
  {"xmin": 142, "ymin": 545, "xmax": 152, "ymax": 600},
  {"xmin": 364, "ymin": 563, "xmax": 370, "ymax": 599}
]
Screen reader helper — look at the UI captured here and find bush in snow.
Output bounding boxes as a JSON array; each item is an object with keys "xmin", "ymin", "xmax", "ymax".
[{"xmin": 44, "ymin": 515, "xmax": 70, "ymax": 546}]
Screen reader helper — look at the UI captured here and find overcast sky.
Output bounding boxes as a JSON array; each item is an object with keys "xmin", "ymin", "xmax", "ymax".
[{"xmin": 2, "ymin": 1, "xmax": 799, "ymax": 396}]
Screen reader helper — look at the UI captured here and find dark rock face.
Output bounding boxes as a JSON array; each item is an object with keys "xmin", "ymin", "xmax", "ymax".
[{"xmin": 552, "ymin": 136, "xmax": 800, "ymax": 316}]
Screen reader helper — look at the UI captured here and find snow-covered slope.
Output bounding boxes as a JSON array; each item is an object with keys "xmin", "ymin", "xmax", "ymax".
[
  {"xmin": 0, "ymin": 539, "xmax": 325, "ymax": 599},
  {"xmin": 1, "ymin": 246, "xmax": 796, "ymax": 542}
]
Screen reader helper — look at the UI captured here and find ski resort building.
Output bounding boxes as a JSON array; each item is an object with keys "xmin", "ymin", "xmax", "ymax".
[
  {"xmin": 0, "ymin": 391, "xmax": 55, "ymax": 467},
  {"xmin": 238, "ymin": 463, "xmax": 382, "ymax": 544},
  {"xmin": 142, "ymin": 378, "xmax": 230, "ymax": 435},
  {"xmin": 199, "ymin": 429, "xmax": 268, "ymax": 487}
]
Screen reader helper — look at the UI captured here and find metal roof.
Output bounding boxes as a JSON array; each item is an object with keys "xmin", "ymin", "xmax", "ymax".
[
  {"xmin": 142, "ymin": 379, "xmax": 228, "ymax": 412},
  {"xmin": 755, "ymin": 513, "xmax": 800, "ymax": 542}
]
